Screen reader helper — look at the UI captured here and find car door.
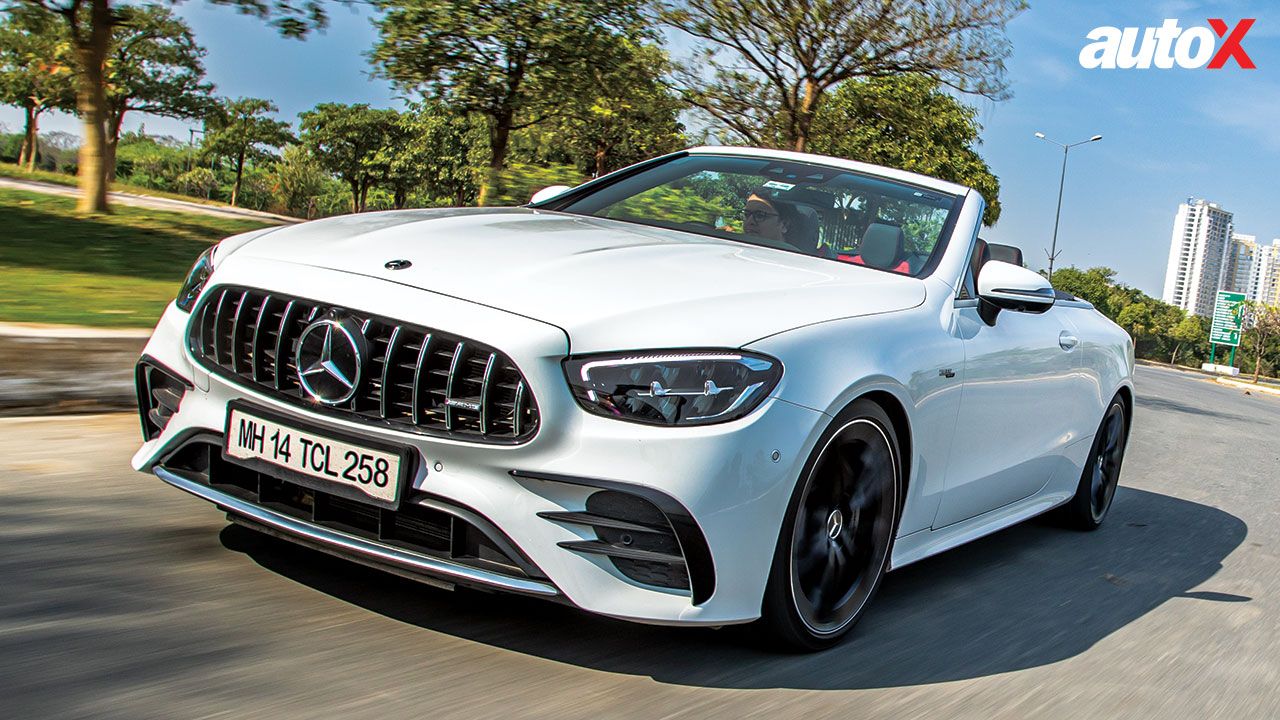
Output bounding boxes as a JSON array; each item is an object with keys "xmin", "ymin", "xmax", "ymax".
[{"xmin": 933, "ymin": 253, "xmax": 1084, "ymax": 528}]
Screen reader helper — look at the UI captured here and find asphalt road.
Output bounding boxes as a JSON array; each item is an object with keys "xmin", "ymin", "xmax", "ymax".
[{"xmin": 2, "ymin": 365, "xmax": 1276, "ymax": 719}]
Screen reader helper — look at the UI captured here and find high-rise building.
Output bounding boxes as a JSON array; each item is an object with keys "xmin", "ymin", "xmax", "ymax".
[
  {"xmin": 1224, "ymin": 233, "xmax": 1257, "ymax": 295},
  {"xmin": 1162, "ymin": 198, "xmax": 1235, "ymax": 316},
  {"xmin": 1256, "ymin": 239, "xmax": 1280, "ymax": 306},
  {"xmin": 1222, "ymin": 233, "xmax": 1280, "ymax": 305}
]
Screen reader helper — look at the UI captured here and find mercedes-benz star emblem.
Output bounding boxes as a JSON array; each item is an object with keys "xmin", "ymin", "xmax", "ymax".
[
  {"xmin": 296, "ymin": 318, "xmax": 365, "ymax": 405},
  {"xmin": 384, "ymin": 259, "xmax": 412, "ymax": 270},
  {"xmin": 826, "ymin": 509, "xmax": 844, "ymax": 540}
]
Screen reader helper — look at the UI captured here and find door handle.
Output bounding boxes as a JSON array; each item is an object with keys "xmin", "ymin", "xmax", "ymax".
[{"xmin": 1059, "ymin": 331, "xmax": 1079, "ymax": 351}]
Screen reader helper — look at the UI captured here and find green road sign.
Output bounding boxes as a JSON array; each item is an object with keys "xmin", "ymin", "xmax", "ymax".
[{"xmin": 1210, "ymin": 291, "xmax": 1246, "ymax": 347}]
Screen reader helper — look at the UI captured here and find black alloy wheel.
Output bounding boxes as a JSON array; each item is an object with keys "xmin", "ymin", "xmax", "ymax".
[
  {"xmin": 761, "ymin": 399, "xmax": 900, "ymax": 651},
  {"xmin": 1062, "ymin": 397, "xmax": 1129, "ymax": 530}
]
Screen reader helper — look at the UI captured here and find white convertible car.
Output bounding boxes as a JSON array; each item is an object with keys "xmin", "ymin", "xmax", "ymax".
[{"xmin": 133, "ymin": 147, "xmax": 1134, "ymax": 650}]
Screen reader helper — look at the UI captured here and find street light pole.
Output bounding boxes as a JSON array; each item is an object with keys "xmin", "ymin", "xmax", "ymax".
[{"xmin": 1035, "ymin": 132, "xmax": 1102, "ymax": 277}]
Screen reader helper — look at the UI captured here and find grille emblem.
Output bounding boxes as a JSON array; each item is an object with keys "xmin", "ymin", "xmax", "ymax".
[
  {"xmin": 385, "ymin": 259, "xmax": 412, "ymax": 270},
  {"xmin": 296, "ymin": 318, "xmax": 365, "ymax": 405}
]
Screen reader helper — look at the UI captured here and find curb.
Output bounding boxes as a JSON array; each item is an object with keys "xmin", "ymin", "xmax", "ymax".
[
  {"xmin": 1135, "ymin": 359, "xmax": 1218, "ymax": 377},
  {"xmin": 0, "ymin": 323, "xmax": 149, "ymax": 415},
  {"xmin": 1215, "ymin": 376, "xmax": 1280, "ymax": 397}
]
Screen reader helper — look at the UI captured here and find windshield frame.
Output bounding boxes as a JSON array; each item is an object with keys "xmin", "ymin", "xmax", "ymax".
[{"xmin": 531, "ymin": 151, "xmax": 967, "ymax": 281}]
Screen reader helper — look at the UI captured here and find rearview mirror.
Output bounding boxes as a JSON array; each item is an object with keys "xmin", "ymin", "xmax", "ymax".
[
  {"xmin": 977, "ymin": 260, "xmax": 1055, "ymax": 325},
  {"xmin": 529, "ymin": 185, "xmax": 573, "ymax": 205}
]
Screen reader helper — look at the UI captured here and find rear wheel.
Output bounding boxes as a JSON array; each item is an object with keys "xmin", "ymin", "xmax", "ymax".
[
  {"xmin": 1061, "ymin": 397, "xmax": 1128, "ymax": 530},
  {"xmin": 760, "ymin": 400, "xmax": 901, "ymax": 651}
]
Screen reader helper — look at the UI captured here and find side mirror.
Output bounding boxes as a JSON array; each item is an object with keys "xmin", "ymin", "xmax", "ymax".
[
  {"xmin": 529, "ymin": 185, "xmax": 573, "ymax": 205},
  {"xmin": 977, "ymin": 260, "xmax": 1055, "ymax": 325}
]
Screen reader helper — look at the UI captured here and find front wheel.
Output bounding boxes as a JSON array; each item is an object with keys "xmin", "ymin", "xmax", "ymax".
[
  {"xmin": 760, "ymin": 400, "xmax": 901, "ymax": 651},
  {"xmin": 1061, "ymin": 397, "xmax": 1129, "ymax": 530}
]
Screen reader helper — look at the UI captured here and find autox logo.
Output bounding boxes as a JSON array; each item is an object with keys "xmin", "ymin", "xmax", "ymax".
[{"xmin": 1079, "ymin": 19, "xmax": 1256, "ymax": 69}]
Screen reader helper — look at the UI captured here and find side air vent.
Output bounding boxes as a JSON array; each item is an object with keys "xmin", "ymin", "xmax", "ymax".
[
  {"xmin": 136, "ymin": 359, "xmax": 190, "ymax": 440},
  {"xmin": 516, "ymin": 469, "xmax": 716, "ymax": 605}
]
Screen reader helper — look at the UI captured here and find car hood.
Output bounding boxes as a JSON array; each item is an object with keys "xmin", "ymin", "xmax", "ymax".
[{"xmin": 231, "ymin": 208, "xmax": 925, "ymax": 351}]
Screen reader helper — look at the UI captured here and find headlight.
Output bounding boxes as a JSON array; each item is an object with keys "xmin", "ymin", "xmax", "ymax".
[
  {"xmin": 175, "ymin": 246, "xmax": 215, "ymax": 312},
  {"xmin": 563, "ymin": 350, "xmax": 782, "ymax": 426}
]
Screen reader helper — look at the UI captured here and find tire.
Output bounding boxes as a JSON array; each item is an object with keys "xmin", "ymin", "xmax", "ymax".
[
  {"xmin": 760, "ymin": 399, "xmax": 902, "ymax": 651},
  {"xmin": 1061, "ymin": 396, "xmax": 1129, "ymax": 530}
]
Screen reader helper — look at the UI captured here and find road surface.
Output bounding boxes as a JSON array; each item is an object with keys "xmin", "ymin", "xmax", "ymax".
[
  {"xmin": 0, "ymin": 176, "xmax": 295, "ymax": 224},
  {"xmin": 1, "ymin": 365, "xmax": 1275, "ymax": 719}
]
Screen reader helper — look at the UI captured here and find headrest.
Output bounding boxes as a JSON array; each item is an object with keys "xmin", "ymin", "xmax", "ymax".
[
  {"xmin": 971, "ymin": 238, "xmax": 990, "ymax": 282},
  {"xmin": 785, "ymin": 203, "xmax": 820, "ymax": 252},
  {"xmin": 985, "ymin": 242, "xmax": 1024, "ymax": 267},
  {"xmin": 861, "ymin": 223, "xmax": 905, "ymax": 269}
]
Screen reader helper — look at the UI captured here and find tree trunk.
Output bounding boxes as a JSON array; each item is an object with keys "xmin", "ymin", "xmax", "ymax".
[
  {"xmin": 1170, "ymin": 343, "xmax": 1181, "ymax": 366},
  {"xmin": 1255, "ymin": 336, "xmax": 1266, "ymax": 383},
  {"xmin": 359, "ymin": 178, "xmax": 370, "ymax": 213},
  {"xmin": 348, "ymin": 179, "xmax": 360, "ymax": 214},
  {"xmin": 72, "ymin": 0, "xmax": 113, "ymax": 214},
  {"xmin": 104, "ymin": 109, "xmax": 126, "ymax": 183},
  {"xmin": 594, "ymin": 143, "xmax": 607, "ymax": 177},
  {"xmin": 478, "ymin": 115, "xmax": 512, "ymax": 207},
  {"xmin": 19, "ymin": 104, "xmax": 36, "ymax": 170},
  {"xmin": 231, "ymin": 148, "xmax": 245, "ymax": 207},
  {"xmin": 393, "ymin": 187, "xmax": 407, "ymax": 209},
  {"xmin": 792, "ymin": 78, "xmax": 821, "ymax": 153}
]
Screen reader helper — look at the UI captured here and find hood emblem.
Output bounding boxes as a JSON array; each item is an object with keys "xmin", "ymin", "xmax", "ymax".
[
  {"xmin": 385, "ymin": 259, "xmax": 412, "ymax": 270},
  {"xmin": 296, "ymin": 318, "xmax": 365, "ymax": 405}
]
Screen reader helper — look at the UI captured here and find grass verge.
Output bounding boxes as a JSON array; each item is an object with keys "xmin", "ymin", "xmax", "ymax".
[{"xmin": 0, "ymin": 186, "xmax": 271, "ymax": 328}]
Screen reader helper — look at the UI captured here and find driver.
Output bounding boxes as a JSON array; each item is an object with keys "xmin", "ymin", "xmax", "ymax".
[{"xmin": 742, "ymin": 192, "xmax": 795, "ymax": 243}]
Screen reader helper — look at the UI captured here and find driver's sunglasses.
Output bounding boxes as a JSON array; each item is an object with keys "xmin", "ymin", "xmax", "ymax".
[{"xmin": 743, "ymin": 209, "xmax": 779, "ymax": 223}]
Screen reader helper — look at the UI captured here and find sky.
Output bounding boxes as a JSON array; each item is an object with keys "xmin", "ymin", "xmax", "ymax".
[{"xmin": 4, "ymin": 0, "xmax": 1278, "ymax": 297}]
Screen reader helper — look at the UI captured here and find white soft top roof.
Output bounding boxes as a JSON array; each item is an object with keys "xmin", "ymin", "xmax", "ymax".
[{"xmin": 685, "ymin": 145, "xmax": 972, "ymax": 198}]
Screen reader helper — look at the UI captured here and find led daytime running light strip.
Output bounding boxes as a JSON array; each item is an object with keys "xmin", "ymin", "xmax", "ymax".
[{"xmin": 577, "ymin": 353, "xmax": 744, "ymax": 382}]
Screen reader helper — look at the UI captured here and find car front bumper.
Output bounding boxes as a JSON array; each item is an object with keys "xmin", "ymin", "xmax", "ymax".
[{"xmin": 131, "ymin": 258, "xmax": 828, "ymax": 626}]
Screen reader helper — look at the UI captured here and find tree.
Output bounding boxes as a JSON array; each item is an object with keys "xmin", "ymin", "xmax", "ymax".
[
  {"xmin": 299, "ymin": 103, "xmax": 398, "ymax": 213},
  {"xmin": 1168, "ymin": 315, "xmax": 1202, "ymax": 366},
  {"xmin": 659, "ymin": 0, "xmax": 1025, "ymax": 151},
  {"xmin": 369, "ymin": 0, "xmax": 646, "ymax": 203},
  {"xmin": 270, "ymin": 144, "xmax": 330, "ymax": 218},
  {"xmin": 13, "ymin": 0, "xmax": 328, "ymax": 214},
  {"xmin": 808, "ymin": 74, "xmax": 1001, "ymax": 225},
  {"xmin": 383, "ymin": 101, "xmax": 484, "ymax": 207},
  {"xmin": 1239, "ymin": 302, "xmax": 1280, "ymax": 383},
  {"xmin": 202, "ymin": 97, "xmax": 292, "ymax": 207},
  {"xmin": 0, "ymin": 6, "xmax": 76, "ymax": 170},
  {"xmin": 1050, "ymin": 266, "xmax": 1119, "ymax": 313},
  {"xmin": 101, "ymin": 4, "xmax": 214, "ymax": 181},
  {"xmin": 1116, "ymin": 300, "xmax": 1155, "ymax": 344},
  {"xmin": 553, "ymin": 39, "xmax": 685, "ymax": 177}
]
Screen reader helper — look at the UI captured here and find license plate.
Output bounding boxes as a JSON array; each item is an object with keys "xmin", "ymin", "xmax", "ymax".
[{"xmin": 224, "ymin": 405, "xmax": 404, "ymax": 505}]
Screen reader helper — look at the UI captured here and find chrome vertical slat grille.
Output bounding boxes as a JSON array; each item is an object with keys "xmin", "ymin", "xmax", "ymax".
[{"xmin": 187, "ymin": 286, "xmax": 539, "ymax": 444}]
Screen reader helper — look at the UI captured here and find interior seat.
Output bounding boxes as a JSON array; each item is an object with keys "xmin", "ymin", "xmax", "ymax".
[
  {"xmin": 845, "ymin": 222, "xmax": 909, "ymax": 273},
  {"xmin": 782, "ymin": 202, "xmax": 821, "ymax": 255}
]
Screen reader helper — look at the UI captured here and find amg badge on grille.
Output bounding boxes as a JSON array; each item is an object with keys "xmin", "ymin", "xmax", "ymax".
[{"xmin": 296, "ymin": 318, "xmax": 366, "ymax": 405}]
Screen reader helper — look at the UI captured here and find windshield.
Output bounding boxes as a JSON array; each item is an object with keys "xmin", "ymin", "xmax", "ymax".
[{"xmin": 547, "ymin": 154, "xmax": 960, "ymax": 277}]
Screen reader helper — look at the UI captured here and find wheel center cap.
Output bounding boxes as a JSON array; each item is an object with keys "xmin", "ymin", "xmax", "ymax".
[{"xmin": 826, "ymin": 509, "xmax": 844, "ymax": 540}]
